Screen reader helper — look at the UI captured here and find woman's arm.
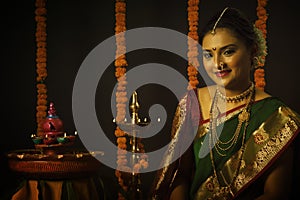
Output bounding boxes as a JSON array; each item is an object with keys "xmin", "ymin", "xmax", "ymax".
[
  {"xmin": 255, "ymin": 146, "xmax": 294, "ymax": 200},
  {"xmin": 169, "ymin": 146, "xmax": 194, "ymax": 200},
  {"xmin": 170, "ymin": 182, "xmax": 190, "ymax": 200}
]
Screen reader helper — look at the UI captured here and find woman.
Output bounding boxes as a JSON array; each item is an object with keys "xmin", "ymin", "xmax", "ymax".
[{"xmin": 150, "ymin": 7, "xmax": 300, "ymax": 200}]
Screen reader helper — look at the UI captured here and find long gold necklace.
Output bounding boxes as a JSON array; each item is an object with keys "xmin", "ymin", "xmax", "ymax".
[
  {"xmin": 210, "ymin": 82, "xmax": 255, "ymax": 156},
  {"xmin": 208, "ymin": 84, "xmax": 255, "ymax": 197}
]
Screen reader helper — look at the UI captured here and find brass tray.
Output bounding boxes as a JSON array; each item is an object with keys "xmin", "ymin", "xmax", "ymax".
[{"xmin": 6, "ymin": 149, "xmax": 104, "ymax": 179}]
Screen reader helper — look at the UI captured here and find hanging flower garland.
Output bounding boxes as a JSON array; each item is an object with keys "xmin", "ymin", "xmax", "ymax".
[
  {"xmin": 254, "ymin": 0, "xmax": 268, "ymax": 90},
  {"xmin": 114, "ymin": 1, "xmax": 129, "ymax": 198},
  {"xmin": 187, "ymin": 0, "xmax": 200, "ymax": 90},
  {"xmin": 35, "ymin": 0, "xmax": 48, "ymax": 136},
  {"xmin": 114, "ymin": 1, "xmax": 149, "ymax": 199}
]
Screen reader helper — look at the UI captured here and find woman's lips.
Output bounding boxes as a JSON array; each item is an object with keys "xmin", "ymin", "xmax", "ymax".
[{"xmin": 215, "ymin": 70, "xmax": 232, "ymax": 77}]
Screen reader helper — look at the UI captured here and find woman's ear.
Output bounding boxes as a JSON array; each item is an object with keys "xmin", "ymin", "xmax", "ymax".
[{"xmin": 250, "ymin": 44, "xmax": 258, "ymax": 70}]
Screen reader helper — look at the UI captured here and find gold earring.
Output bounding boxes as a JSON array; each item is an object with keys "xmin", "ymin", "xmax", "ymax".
[{"xmin": 252, "ymin": 56, "xmax": 259, "ymax": 69}]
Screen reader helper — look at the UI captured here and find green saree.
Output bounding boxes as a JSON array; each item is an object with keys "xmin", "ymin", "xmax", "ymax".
[{"xmin": 150, "ymin": 89, "xmax": 300, "ymax": 200}]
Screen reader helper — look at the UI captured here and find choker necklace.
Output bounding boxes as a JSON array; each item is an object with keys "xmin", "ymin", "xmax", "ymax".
[
  {"xmin": 216, "ymin": 82, "xmax": 254, "ymax": 103},
  {"xmin": 208, "ymin": 83, "xmax": 256, "ymax": 198}
]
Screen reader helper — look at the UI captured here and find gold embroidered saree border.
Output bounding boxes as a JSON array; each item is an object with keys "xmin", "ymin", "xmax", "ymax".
[
  {"xmin": 194, "ymin": 106, "xmax": 300, "ymax": 200},
  {"xmin": 151, "ymin": 94, "xmax": 188, "ymax": 199}
]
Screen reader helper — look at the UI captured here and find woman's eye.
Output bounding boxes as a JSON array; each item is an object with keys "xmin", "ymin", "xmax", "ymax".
[
  {"xmin": 223, "ymin": 49, "xmax": 235, "ymax": 56},
  {"xmin": 203, "ymin": 52, "xmax": 212, "ymax": 59}
]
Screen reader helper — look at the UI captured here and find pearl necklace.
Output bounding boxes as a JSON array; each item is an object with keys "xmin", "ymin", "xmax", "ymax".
[
  {"xmin": 209, "ymin": 82, "xmax": 255, "ymax": 156},
  {"xmin": 208, "ymin": 84, "xmax": 255, "ymax": 198},
  {"xmin": 216, "ymin": 82, "xmax": 254, "ymax": 103}
]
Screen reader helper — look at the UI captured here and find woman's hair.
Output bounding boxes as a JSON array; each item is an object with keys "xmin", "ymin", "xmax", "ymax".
[
  {"xmin": 200, "ymin": 7, "xmax": 257, "ymax": 51},
  {"xmin": 199, "ymin": 7, "xmax": 267, "ymax": 67}
]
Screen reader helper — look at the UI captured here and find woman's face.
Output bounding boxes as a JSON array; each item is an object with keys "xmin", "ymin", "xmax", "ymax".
[{"xmin": 202, "ymin": 28, "xmax": 252, "ymax": 90}]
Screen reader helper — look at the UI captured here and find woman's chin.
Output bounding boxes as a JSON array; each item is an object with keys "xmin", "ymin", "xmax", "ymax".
[{"xmin": 213, "ymin": 78, "xmax": 227, "ymax": 87}]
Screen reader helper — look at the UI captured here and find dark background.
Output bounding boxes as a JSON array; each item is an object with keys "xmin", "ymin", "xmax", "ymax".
[{"xmin": 1, "ymin": 0, "xmax": 299, "ymax": 199}]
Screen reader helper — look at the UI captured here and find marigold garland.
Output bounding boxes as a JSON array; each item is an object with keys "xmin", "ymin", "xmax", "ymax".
[
  {"xmin": 114, "ymin": 0, "xmax": 148, "ymax": 199},
  {"xmin": 254, "ymin": 0, "xmax": 268, "ymax": 90},
  {"xmin": 114, "ymin": 1, "xmax": 129, "ymax": 198},
  {"xmin": 187, "ymin": 0, "xmax": 200, "ymax": 90},
  {"xmin": 35, "ymin": 0, "xmax": 48, "ymax": 136}
]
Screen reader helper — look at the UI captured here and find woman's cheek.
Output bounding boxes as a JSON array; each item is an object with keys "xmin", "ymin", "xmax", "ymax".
[{"xmin": 204, "ymin": 63, "xmax": 214, "ymax": 77}]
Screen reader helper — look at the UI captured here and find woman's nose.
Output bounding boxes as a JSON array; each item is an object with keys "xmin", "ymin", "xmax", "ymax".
[
  {"xmin": 213, "ymin": 56, "xmax": 224, "ymax": 70},
  {"xmin": 217, "ymin": 62, "xmax": 225, "ymax": 70}
]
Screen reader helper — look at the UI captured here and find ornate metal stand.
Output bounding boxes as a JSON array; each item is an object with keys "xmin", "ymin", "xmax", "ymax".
[{"xmin": 117, "ymin": 91, "xmax": 149, "ymax": 199}]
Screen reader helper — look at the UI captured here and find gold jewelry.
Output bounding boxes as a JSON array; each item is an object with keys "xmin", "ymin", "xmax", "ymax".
[
  {"xmin": 208, "ymin": 83, "xmax": 255, "ymax": 197},
  {"xmin": 209, "ymin": 82, "xmax": 255, "ymax": 157},
  {"xmin": 252, "ymin": 56, "xmax": 259, "ymax": 69},
  {"xmin": 216, "ymin": 82, "xmax": 254, "ymax": 103},
  {"xmin": 211, "ymin": 7, "xmax": 229, "ymax": 35},
  {"xmin": 218, "ymin": 62, "xmax": 225, "ymax": 70}
]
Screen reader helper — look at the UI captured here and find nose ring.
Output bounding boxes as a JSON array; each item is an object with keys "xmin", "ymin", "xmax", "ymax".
[{"xmin": 218, "ymin": 62, "xmax": 224, "ymax": 70}]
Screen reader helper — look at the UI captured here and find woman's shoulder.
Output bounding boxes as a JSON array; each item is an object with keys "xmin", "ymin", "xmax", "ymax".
[
  {"xmin": 254, "ymin": 88, "xmax": 272, "ymax": 101},
  {"xmin": 196, "ymin": 85, "xmax": 216, "ymax": 100},
  {"xmin": 252, "ymin": 90, "xmax": 300, "ymax": 120},
  {"xmin": 254, "ymin": 89, "xmax": 286, "ymax": 107}
]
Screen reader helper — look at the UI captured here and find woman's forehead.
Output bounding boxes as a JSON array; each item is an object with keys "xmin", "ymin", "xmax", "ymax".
[{"xmin": 202, "ymin": 28, "xmax": 240, "ymax": 49}]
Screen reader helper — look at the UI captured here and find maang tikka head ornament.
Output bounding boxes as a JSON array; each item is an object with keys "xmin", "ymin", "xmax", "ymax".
[{"xmin": 211, "ymin": 7, "xmax": 229, "ymax": 35}]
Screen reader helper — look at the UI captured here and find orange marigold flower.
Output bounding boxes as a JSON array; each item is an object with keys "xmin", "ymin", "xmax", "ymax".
[
  {"xmin": 37, "ymin": 47, "xmax": 47, "ymax": 54},
  {"xmin": 188, "ymin": 32, "xmax": 199, "ymax": 41},
  {"xmin": 36, "ymin": 36, "xmax": 47, "ymax": 42},
  {"xmin": 115, "ymin": 67, "xmax": 127, "ymax": 77},
  {"xmin": 188, "ymin": 11, "xmax": 198, "ymax": 19},
  {"xmin": 35, "ymin": 16, "xmax": 47, "ymax": 22},
  {"xmin": 115, "ymin": 58, "xmax": 128, "ymax": 67},
  {"xmin": 37, "ymin": 41, "xmax": 47, "ymax": 48},
  {"xmin": 187, "ymin": 5, "xmax": 198, "ymax": 12},
  {"xmin": 37, "ymin": 62, "xmax": 47, "ymax": 68},
  {"xmin": 36, "ymin": 21, "xmax": 47, "ymax": 28},
  {"xmin": 115, "ymin": 2, "xmax": 126, "ymax": 13},
  {"xmin": 36, "ymin": 105, "xmax": 47, "ymax": 111},
  {"xmin": 37, "ymin": 83, "xmax": 46, "ymax": 89},
  {"xmin": 115, "ymin": 128, "xmax": 126, "ymax": 137},
  {"xmin": 37, "ymin": 88, "xmax": 47, "ymax": 94},
  {"xmin": 116, "ymin": 116, "xmax": 125, "ymax": 123},
  {"xmin": 188, "ymin": 20, "xmax": 198, "ymax": 27},
  {"xmin": 115, "ymin": 13, "xmax": 126, "ymax": 21},
  {"xmin": 259, "ymin": 0, "xmax": 268, "ymax": 7},
  {"xmin": 35, "ymin": 7, "xmax": 47, "ymax": 15},
  {"xmin": 257, "ymin": 9, "xmax": 266, "ymax": 17},
  {"xmin": 117, "ymin": 148, "xmax": 127, "ymax": 155},
  {"xmin": 36, "ymin": 51, "xmax": 47, "ymax": 58},
  {"xmin": 188, "ymin": 0, "xmax": 200, "ymax": 6},
  {"xmin": 35, "ymin": 0, "xmax": 46, "ymax": 7},
  {"xmin": 37, "ymin": 99, "xmax": 47, "ymax": 106},
  {"xmin": 36, "ymin": 111, "xmax": 46, "ymax": 117},
  {"xmin": 37, "ymin": 94, "xmax": 47, "ymax": 100},
  {"xmin": 117, "ymin": 158, "xmax": 128, "ymax": 166},
  {"xmin": 36, "ymin": 68, "xmax": 47, "ymax": 74},
  {"xmin": 116, "ymin": 103, "xmax": 126, "ymax": 109},
  {"xmin": 188, "ymin": 76, "xmax": 198, "ymax": 81},
  {"xmin": 36, "ymin": 57, "xmax": 47, "ymax": 63},
  {"xmin": 117, "ymin": 137, "xmax": 127, "ymax": 144},
  {"xmin": 133, "ymin": 163, "xmax": 141, "ymax": 173}
]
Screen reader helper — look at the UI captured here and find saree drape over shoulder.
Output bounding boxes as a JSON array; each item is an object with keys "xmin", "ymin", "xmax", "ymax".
[{"xmin": 150, "ymin": 89, "xmax": 300, "ymax": 200}]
